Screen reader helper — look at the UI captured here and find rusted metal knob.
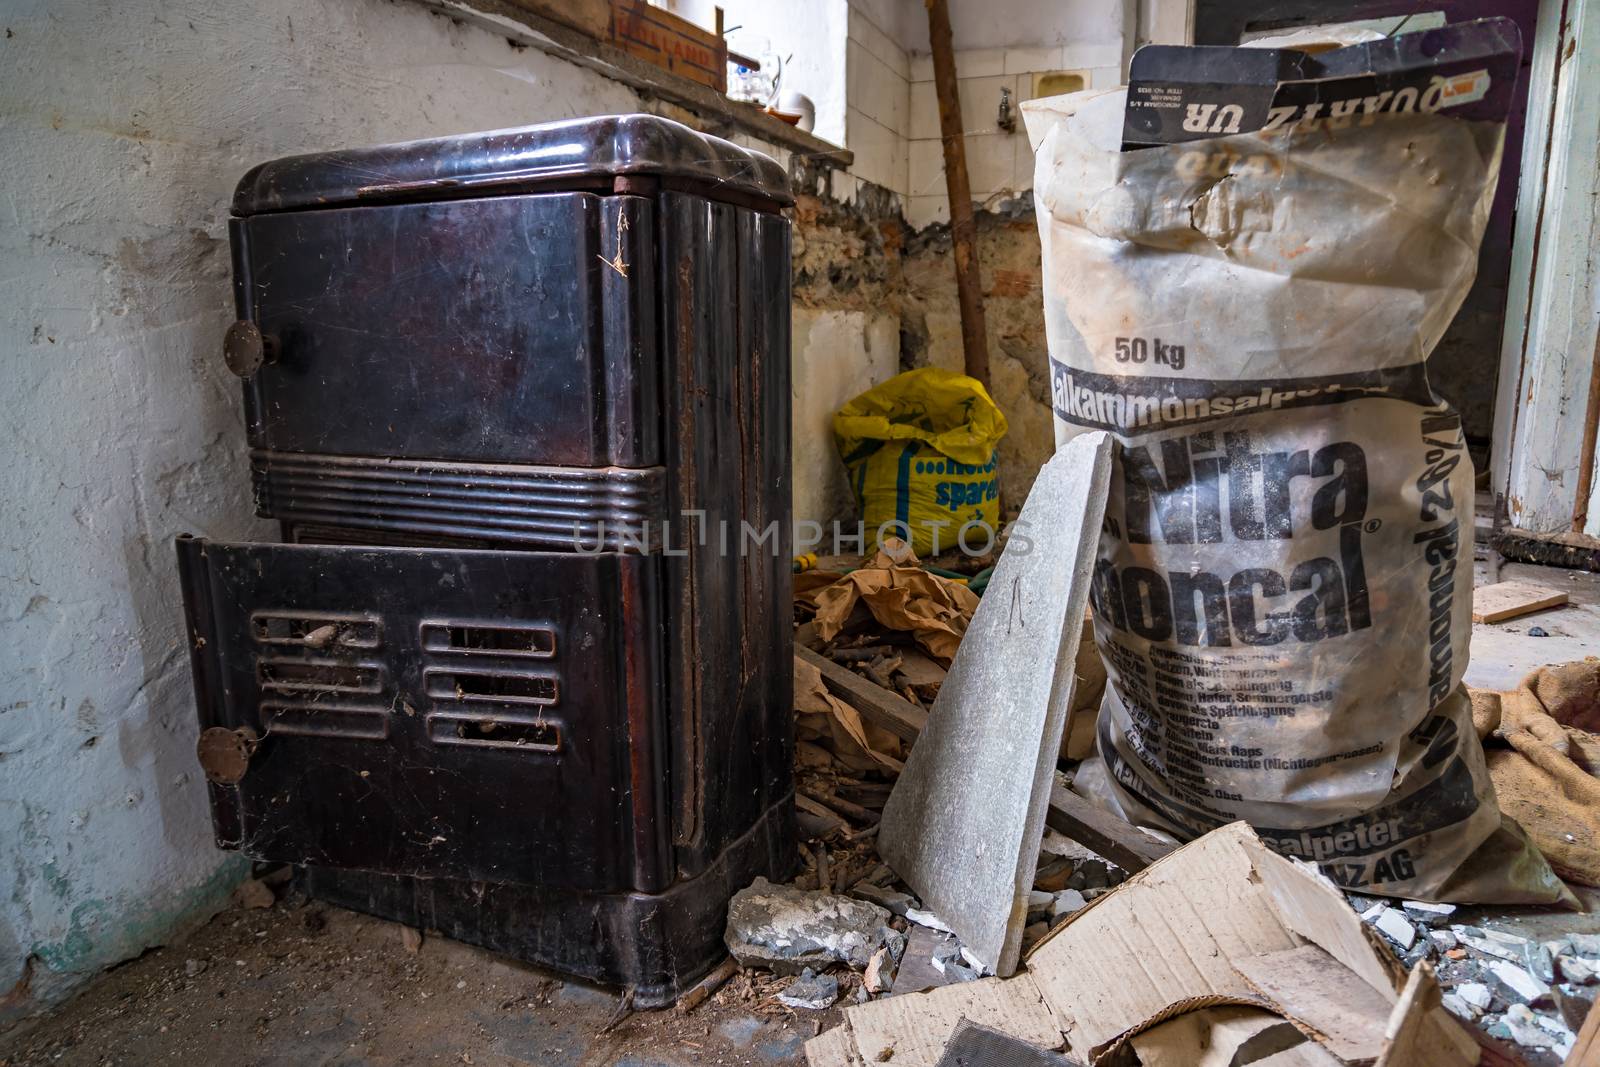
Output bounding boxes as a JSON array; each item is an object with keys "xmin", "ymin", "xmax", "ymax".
[
  {"xmin": 223, "ymin": 320, "xmax": 275, "ymax": 378},
  {"xmin": 197, "ymin": 725, "xmax": 260, "ymax": 784}
]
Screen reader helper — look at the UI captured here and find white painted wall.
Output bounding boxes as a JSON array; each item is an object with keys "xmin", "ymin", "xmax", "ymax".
[
  {"xmin": 0, "ymin": 0, "xmax": 655, "ymax": 1018},
  {"xmin": 791, "ymin": 310, "xmax": 902, "ymax": 527},
  {"xmin": 717, "ymin": 0, "xmax": 852, "ymax": 147}
]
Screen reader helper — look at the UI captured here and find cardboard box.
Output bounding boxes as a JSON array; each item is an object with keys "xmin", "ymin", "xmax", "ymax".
[{"xmin": 807, "ymin": 822, "xmax": 1478, "ymax": 1067}]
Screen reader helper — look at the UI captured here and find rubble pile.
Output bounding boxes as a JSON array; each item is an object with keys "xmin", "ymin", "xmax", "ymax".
[{"xmin": 1353, "ymin": 894, "xmax": 1597, "ymax": 1059}]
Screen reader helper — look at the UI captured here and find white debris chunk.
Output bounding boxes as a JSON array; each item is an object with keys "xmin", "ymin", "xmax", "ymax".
[
  {"xmin": 904, "ymin": 908, "xmax": 954, "ymax": 934},
  {"xmin": 1401, "ymin": 900, "xmax": 1456, "ymax": 924},
  {"xmin": 1430, "ymin": 930, "xmax": 1459, "ymax": 951},
  {"xmin": 1459, "ymin": 934, "xmax": 1521, "ymax": 962},
  {"xmin": 1561, "ymin": 956, "xmax": 1597, "ymax": 984},
  {"xmin": 1051, "ymin": 889, "xmax": 1088, "ymax": 922},
  {"xmin": 1441, "ymin": 993, "xmax": 1476, "ymax": 1020},
  {"xmin": 1490, "ymin": 959, "xmax": 1552, "ymax": 1004},
  {"xmin": 1373, "ymin": 907, "xmax": 1417, "ymax": 950},
  {"xmin": 1503, "ymin": 1005, "xmax": 1557, "ymax": 1048},
  {"xmin": 1457, "ymin": 982, "xmax": 1493, "ymax": 1012}
]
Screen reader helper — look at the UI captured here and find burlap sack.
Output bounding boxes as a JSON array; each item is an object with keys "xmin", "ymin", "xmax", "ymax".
[{"xmin": 1471, "ymin": 660, "xmax": 1600, "ymax": 888}]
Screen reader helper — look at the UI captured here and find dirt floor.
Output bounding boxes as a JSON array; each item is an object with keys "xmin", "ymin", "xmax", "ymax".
[{"xmin": 0, "ymin": 888, "xmax": 835, "ymax": 1067}]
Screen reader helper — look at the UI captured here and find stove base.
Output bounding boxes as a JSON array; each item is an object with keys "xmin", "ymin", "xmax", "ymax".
[{"xmin": 301, "ymin": 791, "xmax": 796, "ymax": 1008}]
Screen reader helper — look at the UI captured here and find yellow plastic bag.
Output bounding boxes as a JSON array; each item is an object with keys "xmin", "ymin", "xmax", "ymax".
[{"xmin": 833, "ymin": 368, "xmax": 1008, "ymax": 557}]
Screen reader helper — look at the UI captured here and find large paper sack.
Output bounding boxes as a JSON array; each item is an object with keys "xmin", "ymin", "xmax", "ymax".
[{"xmin": 1024, "ymin": 54, "xmax": 1566, "ymax": 902}]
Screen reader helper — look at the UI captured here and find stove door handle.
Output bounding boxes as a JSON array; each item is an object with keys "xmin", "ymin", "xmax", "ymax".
[{"xmin": 223, "ymin": 320, "xmax": 278, "ymax": 378}]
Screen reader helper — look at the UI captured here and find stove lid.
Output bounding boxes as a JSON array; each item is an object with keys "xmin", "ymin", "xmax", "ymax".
[{"xmin": 231, "ymin": 114, "xmax": 792, "ymax": 215}]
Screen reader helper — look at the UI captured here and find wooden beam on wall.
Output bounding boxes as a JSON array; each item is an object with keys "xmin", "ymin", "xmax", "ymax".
[{"xmin": 925, "ymin": 0, "xmax": 991, "ymax": 389}]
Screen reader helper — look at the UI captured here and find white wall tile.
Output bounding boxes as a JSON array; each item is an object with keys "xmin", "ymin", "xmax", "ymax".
[
  {"xmin": 1090, "ymin": 65, "xmax": 1121, "ymax": 88},
  {"xmin": 847, "ymin": 109, "xmax": 906, "ymax": 193},
  {"xmin": 909, "ymin": 79, "xmax": 940, "ymax": 140},
  {"xmin": 957, "ymin": 74, "xmax": 1012, "ymax": 136},
  {"xmin": 1060, "ymin": 42, "xmax": 1123, "ymax": 71},
  {"xmin": 1013, "ymin": 123, "xmax": 1037, "ymax": 190},
  {"xmin": 847, "ymin": 39, "xmax": 910, "ymax": 136},
  {"xmin": 1003, "ymin": 46, "xmax": 1063, "ymax": 75},
  {"xmin": 905, "ymin": 194, "xmax": 950, "ymax": 229},
  {"xmin": 908, "ymin": 137, "xmax": 946, "ymax": 196},
  {"xmin": 964, "ymin": 131, "xmax": 1019, "ymax": 196},
  {"xmin": 848, "ymin": 6, "xmax": 910, "ymax": 80},
  {"xmin": 955, "ymin": 47, "xmax": 1007, "ymax": 79}
]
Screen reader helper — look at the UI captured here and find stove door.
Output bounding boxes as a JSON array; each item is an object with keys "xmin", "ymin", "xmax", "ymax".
[{"xmin": 175, "ymin": 537, "xmax": 669, "ymax": 893}]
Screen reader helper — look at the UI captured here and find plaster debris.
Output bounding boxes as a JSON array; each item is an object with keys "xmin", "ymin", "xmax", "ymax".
[
  {"xmin": 1488, "ymin": 959, "xmax": 1552, "ymax": 1005},
  {"xmin": 1370, "ymin": 907, "xmax": 1417, "ymax": 950},
  {"xmin": 1520, "ymin": 941, "xmax": 1556, "ymax": 984},
  {"xmin": 850, "ymin": 884, "xmax": 916, "ymax": 917},
  {"xmin": 1568, "ymin": 932, "xmax": 1600, "ymax": 957},
  {"xmin": 904, "ymin": 908, "xmax": 954, "ymax": 934},
  {"xmin": 1400, "ymin": 900, "xmax": 1456, "ymax": 926},
  {"xmin": 183, "ymin": 959, "xmax": 206, "ymax": 978},
  {"xmin": 778, "ymin": 968, "xmax": 840, "ymax": 1011},
  {"xmin": 1430, "ymin": 930, "xmax": 1459, "ymax": 952},
  {"xmin": 863, "ymin": 948, "xmax": 891, "ymax": 994},
  {"xmin": 1502, "ymin": 1003, "xmax": 1569, "ymax": 1049},
  {"xmin": 1456, "ymin": 982, "xmax": 1493, "ymax": 1012},
  {"xmin": 724, "ymin": 878, "xmax": 894, "ymax": 976},
  {"xmin": 1025, "ymin": 890, "xmax": 1053, "ymax": 924},
  {"xmin": 1561, "ymin": 956, "xmax": 1597, "ymax": 984},
  {"xmin": 1050, "ymin": 890, "xmax": 1088, "ymax": 922}
]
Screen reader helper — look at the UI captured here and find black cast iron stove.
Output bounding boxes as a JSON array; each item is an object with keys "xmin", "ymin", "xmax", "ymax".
[{"xmin": 175, "ymin": 115, "xmax": 795, "ymax": 1005}]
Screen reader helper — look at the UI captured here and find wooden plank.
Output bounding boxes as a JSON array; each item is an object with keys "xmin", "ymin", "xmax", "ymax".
[
  {"xmin": 1472, "ymin": 579, "xmax": 1570, "ymax": 623},
  {"xmin": 798, "ymin": 646, "xmax": 928, "ymax": 743},
  {"xmin": 1044, "ymin": 782, "xmax": 1172, "ymax": 874},
  {"xmin": 797, "ymin": 645, "xmax": 1174, "ymax": 873},
  {"xmin": 925, "ymin": 0, "xmax": 990, "ymax": 387},
  {"xmin": 1235, "ymin": 947, "xmax": 1390, "ymax": 1065}
]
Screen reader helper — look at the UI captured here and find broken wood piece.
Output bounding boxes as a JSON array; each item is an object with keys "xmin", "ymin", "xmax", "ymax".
[
  {"xmin": 676, "ymin": 956, "xmax": 738, "ymax": 1013},
  {"xmin": 1472, "ymin": 579, "xmax": 1569, "ymax": 623},
  {"xmin": 795, "ymin": 793, "xmax": 849, "ymax": 836},
  {"xmin": 894, "ymin": 650, "xmax": 948, "ymax": 689},
  {"xmin": 1043, "ymin": 782, "xmax": 1173, "ymax": 882},
  {"xmin": 800, "ymin": 784, "xmax": 880, "ymax": 826},
  {"xmin": 827, "ymin": 645, "xmax": 892, "ymax": 663},
  {"xmin": 796, "ymin": 644, "xmax": 1175, "ymax": 876},
  {"xmin": 798, "ymin": 646, "xmax": 928, "ymax": 743}
]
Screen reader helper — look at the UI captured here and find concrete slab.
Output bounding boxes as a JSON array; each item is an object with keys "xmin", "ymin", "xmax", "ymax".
[{"xmin": 876, "ymin": 432, "xmax": 1114, "ymax": 978}]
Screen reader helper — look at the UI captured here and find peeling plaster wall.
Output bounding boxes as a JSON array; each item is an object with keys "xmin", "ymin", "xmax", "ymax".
[
  {"xmin": 789, "ymin": 187, "xmax": 906, "ymax": 528},
  {"xmin": 899, "ymin": 205, "xmax": 1057, "ymax": 511},
  {"xmin": 0, "ymin": 0, "xmax": 649, "ymax": 1019}
]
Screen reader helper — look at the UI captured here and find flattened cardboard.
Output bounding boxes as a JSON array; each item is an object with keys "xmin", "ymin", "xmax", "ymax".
[
  {"xmin": 843, "ymin": 975, "xmax": 1063, "ymax": 1067},
  {"xmin": 877, "ymin": 433, "xmax": 1114, "ymax": 977},
  {"xmin": 1233, "ymin": 946, "xmax": 1390, "ymax": 1064},
  {"xmin": 1129, "ymin": 1006, "xmax": 1305, "ymax": 1067},
  {"xmin": 804, "ymin": 1023, "xmax": 864, "ymax": 1067},
  {"xmin": 809, "ymin": 822, "xmax": 1479, "ymax": 1067},
  {"xmin": 1026, "ymin": 822, "xmax": 1301, "ymax": 1054}
]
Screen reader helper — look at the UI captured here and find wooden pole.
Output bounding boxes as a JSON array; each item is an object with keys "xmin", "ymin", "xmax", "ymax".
[{"xmin": 925, "ymin": 0, "xmax": 990, "ymax": 388}]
